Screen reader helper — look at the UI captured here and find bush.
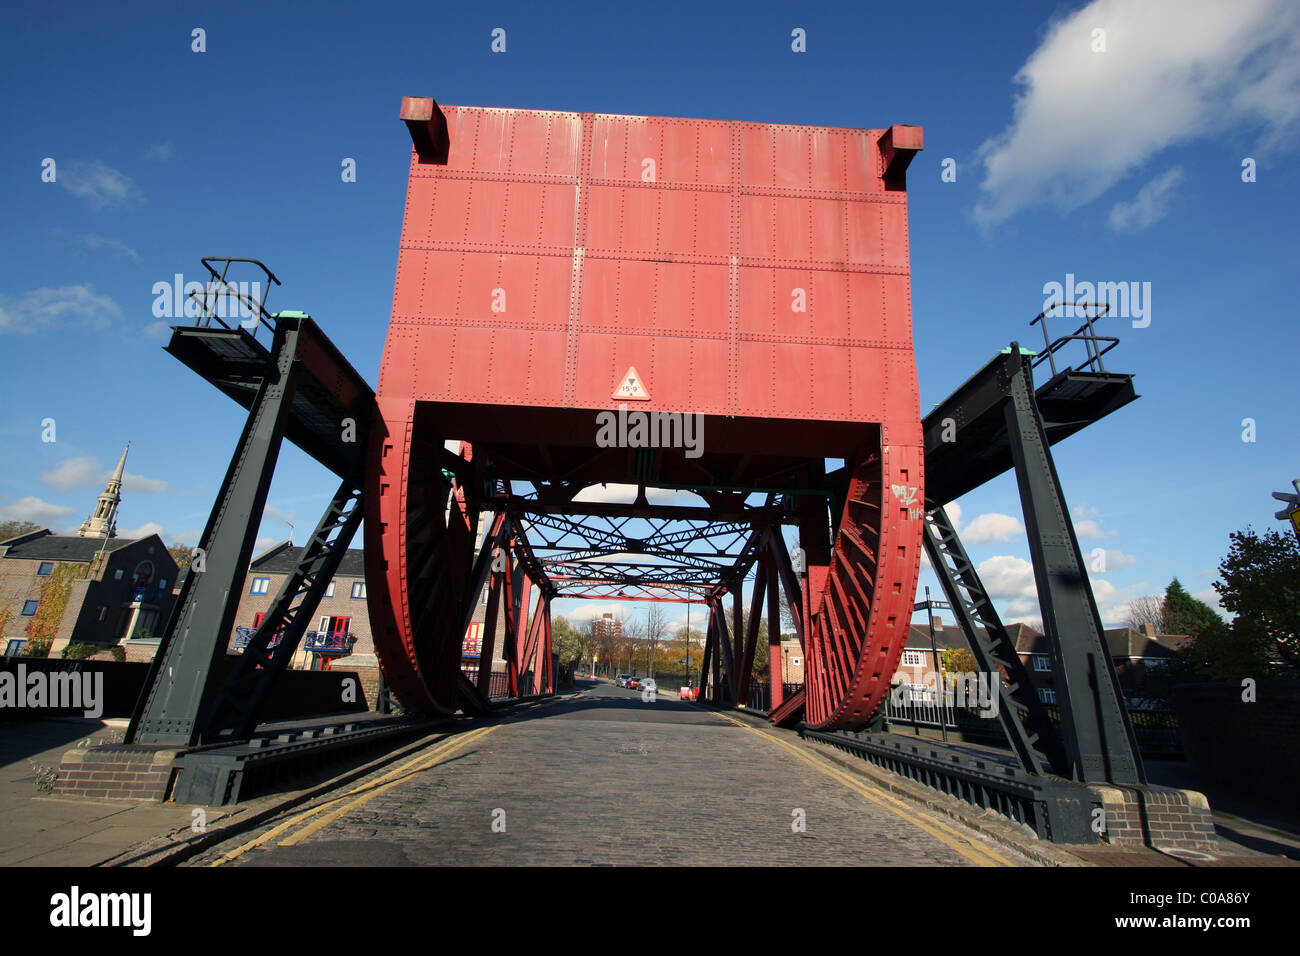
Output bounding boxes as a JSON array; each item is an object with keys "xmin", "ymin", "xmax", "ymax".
[
  {"xmin": 109, "ymin": 646, "xmax": 125, "ymax": 663},
  {"xmin": 61, "ymin": 643, "xmax": 103, "ymax": 661},
  {"xmin": 22, "ymin": 637, "xmax": 52, "ymax": 658}
]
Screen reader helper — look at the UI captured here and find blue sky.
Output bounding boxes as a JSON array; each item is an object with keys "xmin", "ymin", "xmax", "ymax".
[{"xmin": 2, "ymin": 0, "xmax": 1297, "ymax": 639}]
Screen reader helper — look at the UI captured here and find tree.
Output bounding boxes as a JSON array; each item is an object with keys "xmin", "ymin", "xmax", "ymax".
[
  {"xmin": 550, "ymin": 615, "xmax": 588, "ymax": 669},
  {"xmin": 0, "ymin": 520, "xmax": 42, "ymax": 542},
  {"xmin": 1212, "ymin": 527, "xmax": 1300, "ymax": 672},
  {"xmin": 941, "ymin": 647, "xmax": 978, "ymax": 676},
  {"xmin": 1126, "ymin": 594, "xmax": 1166, "ymax": 633},
  {"xmin": 1163, "ymin": 578, "xmax": 1222, "ymax": 638},
  {"xmin": 168, "ymin": 543, "xmax": 195, "ymax": 572},
  {"xmin": 643, "ymin": 603, "xmax": 669, "ymax": 677}
]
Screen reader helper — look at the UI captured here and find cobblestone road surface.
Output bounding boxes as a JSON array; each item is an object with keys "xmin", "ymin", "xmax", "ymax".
[{"xmin": 195, "ymin": 684, "xmax": 1037, "ymax": 866}]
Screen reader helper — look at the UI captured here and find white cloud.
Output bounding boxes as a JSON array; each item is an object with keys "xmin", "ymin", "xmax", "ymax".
[
  {"xmin": 40, "ymin": 457, "xmax": 168, "ymax": 493},
  {"xmin": 1074, "ymin": 519, "xmax": 1116, "ymax": 539},
  {"xmin": 1089, "ymin": 548, "xmax": 1138, "ymax": 571},
  {"xmin": 121, "ymin": 471, "xmax": 169, "ymax": 494},
  {"xmin": 1108, "ymin": 166, "xmax": 1186, "ymax": 232},
  {"xmin": 0, "ymin": 496, "xmax": 76, "ymax": 524},
  {"xmin": 264, "ymin": 505, "xmax": 296, "ymax": 526},
  {"xmin": 143, "ymin": 142, "xmax": 173, "ymax": 161},
  {"xmin": 58, "ymin": 159, "xmax": 143, "ymax": 210},
  {"xmin": 1194, "ymin": 587, "xmax": 1228, "ymax": 619},
  {"xmin": 962, "ymin": 512, "xmax": 1024, "ymax": 544},
  {"xmin": 976, "ymin": 555, "xmax": 1038, "ymax": 600},
  {"xmin": 118, "ymin": 521, "xmax": 166, "ymax": 540},
  {"xmin": 0, "ymin": 285, "xmax": 121, "ymax": 334},
  {"xmin": 1006, "ymin": 598, "xmax": 1039, "ymax": 619},
  {"xmin": 77, "ymin": 234, "xmax": 141, "ymax": 263},
  {"xmin": 1073, "ymin": 504, "xmax": 1099, "ymax": 520},
  {"xmin": 975, "ymin": 0, "xmax": 1300, "ymax": 226},
  {"xmin": 40, "ymin": 457, "xmax": 103, "ymax": 491}
]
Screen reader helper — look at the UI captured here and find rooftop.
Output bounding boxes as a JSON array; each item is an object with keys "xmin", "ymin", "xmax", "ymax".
[
  {"xmin": 0, "ymin": 530, "xmax": 144, "ymax": 563},
  {"xmin": 250, "ymin": 540, "xmax": 367, "ymax": 578}
]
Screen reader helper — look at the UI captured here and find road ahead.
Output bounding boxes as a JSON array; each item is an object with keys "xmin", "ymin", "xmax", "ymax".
[{"xmin": 194, "ymin": 682, "xmax": 1034, "ymax": 867}]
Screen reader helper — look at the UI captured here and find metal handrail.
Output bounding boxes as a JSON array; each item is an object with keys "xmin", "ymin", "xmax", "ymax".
[
  {"xmin": 1029, "ymin": 300, "xmax": 1118, "ymax": 377},
  {"xmin": 189, "ymin": 257, "xmax": 282, "ymax": 339}
]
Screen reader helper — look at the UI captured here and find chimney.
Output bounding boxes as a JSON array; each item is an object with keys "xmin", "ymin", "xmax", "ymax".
[
  {"xmin": 1140, "ymin": 623, "xmax": 1156, "ymax": 637},
  {"xmin": 932, "ymin": 615, "xmax": 943, "ymax": 629}
]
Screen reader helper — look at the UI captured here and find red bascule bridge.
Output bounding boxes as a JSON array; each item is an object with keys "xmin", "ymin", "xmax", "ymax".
[{"xmin": 124, "ymin": 96, "xmax": 1173, "ymax": 845}]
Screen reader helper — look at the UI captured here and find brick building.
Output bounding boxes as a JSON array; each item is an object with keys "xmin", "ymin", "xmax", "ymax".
[
  {"xmin": 0, "ymin": 531, "xmax": 179, "ymax": 656},
  {"xmin": 0, "ymin": 444, "xmax": 180, "ymax": 657},
  {"xmin": 890, "ymin": 615, "xmax": 1192, "ymax": 709}
]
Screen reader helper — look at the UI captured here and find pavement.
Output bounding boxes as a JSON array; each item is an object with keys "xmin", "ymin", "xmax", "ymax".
[{"xmin": 0, "ymin": 680, "xmax": 1295, "ymax": 867}]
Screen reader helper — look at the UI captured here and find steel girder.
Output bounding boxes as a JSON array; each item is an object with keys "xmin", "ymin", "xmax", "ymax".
[{"xmin": 129, "ymin": 309, "xmax": 375, "ymax": 747}]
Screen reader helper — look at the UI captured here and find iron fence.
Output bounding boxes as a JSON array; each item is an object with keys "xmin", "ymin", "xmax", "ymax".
[
  {"xmin": 881, "ymin": 696, "xmax": 1185, "ymax": 759},
  {"xmin": 745, "ymin": 682, "xmax": 806, "ymax": 713}
]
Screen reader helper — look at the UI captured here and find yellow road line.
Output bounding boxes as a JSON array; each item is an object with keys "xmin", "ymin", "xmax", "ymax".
[
  {"xmin": 713, "ymin": 712, "xmax": 1012, "ymax": 867},
  {"xmin": 276, "ymin": 726, "xmax": 499, "ymax": 846},
  {"xmin": 207, "ymin": 726, "xmax": 497, "ymax": 866}
]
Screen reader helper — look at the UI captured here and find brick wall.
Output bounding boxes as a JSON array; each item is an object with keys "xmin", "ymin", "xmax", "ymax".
[
  {"xmin": 1092, "ymin": 783, "xmax": 1216, "ymax": 851},
  {"xmin": 53, "ymin": 746, "xmax": 179, "ymax": 801}
]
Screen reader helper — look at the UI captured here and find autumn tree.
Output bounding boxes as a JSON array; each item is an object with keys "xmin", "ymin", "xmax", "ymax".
[
  {"xmin": 0, "ymin": 520, "xmax": 42, "ymax": 542},
  {"xmin": 168, "ymin": 543, "xmax": 195, "ymax": 573},
  {"xmin": 941, "ymin": 647, "xmax": 978, "ymax": 676},
  {"xmin": 550, "ymin": 615, "xmax": 588, "ymax": 669}
]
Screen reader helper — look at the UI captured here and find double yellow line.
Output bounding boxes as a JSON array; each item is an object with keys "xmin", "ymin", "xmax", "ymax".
[
  {"xmin": 712, "ymin": 712, "xmax": 1014, "ymax": 867},
  {"xmin": 208, "ymin": 724, "xmax": 500, "ymax": 866}
]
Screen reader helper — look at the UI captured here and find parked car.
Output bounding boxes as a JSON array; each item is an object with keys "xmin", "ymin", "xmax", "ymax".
[
  {"xmin": 616, "ymin": 674, "xmax": 633, "ymax": 687},
  {"xmin": 628, "ymin": 677, "xmax": 640, "ymax": 689},
  {"xmin": 639, "ymin": 678, "xmax": 657, "ymax": 694}
]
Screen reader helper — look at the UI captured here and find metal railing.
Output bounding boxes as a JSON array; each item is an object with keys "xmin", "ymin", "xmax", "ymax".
[
  {"xmin": 189, "ymin": 257, "xmax": 282, "ymax": 343},
  {"xmin": 1029, "ymin": 300, "xmax": 1119, "ymax": 377},
  {"xmin": 745, "ymin": 682, "xmax": 806, "ymax": 713},
  {"xmin": 882, "ymin": 694, "xmax": 1184, "ymax": 759}
]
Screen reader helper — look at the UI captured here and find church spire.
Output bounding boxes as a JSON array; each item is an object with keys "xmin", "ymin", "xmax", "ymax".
[{"xmin": 78, "ymin": 441, "xmax": 129, "ymax": 538}]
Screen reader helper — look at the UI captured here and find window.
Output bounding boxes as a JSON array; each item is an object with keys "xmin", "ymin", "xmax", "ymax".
[
  {"xmin": 97, "ymin": 605, "xmax": 108, "ymax": 622},
  {"xmin": 1038, "ymin": 687, "xmax": 1057, "ymax": 704},
  {"xmin": 1033, "ymin": 654, "xmax": 1052, "ymax": 672},
  {"xmin": 113, "ymin": 569, "xmax": 124, "ymax": 581},
  {"xmin": 159, "ymin": 579, "xmax": 167, "ymax": 590},
  {"xmin": 4, "ymin": 640, "xmax": 27, "ymax": 657},
  {"xmin": 250, "ymin": 577, "xmax": 271, "ymax": 595},
  {"xmin": 791, "ymin": 657, "xmax": 802, "ymax": 667},
  {"xmin": 481, "ymin": 586, "xmax": 490, "ymax": 605},
  {"xmin": 902, "ymin": 650, "xmax": 924, "ymax": 667},
  {"xmin": 325, "ymin": 581, "xmax": 335, "ymax": 598},
  {"xmin": 350, "ymin": 581, "xmax": 367, "ymax": 599},
  {"xmin": 21, "ymin": 600, "xmax": 39, "ymax": 616},
  {"xmin": 37, "ymin": 561, "xmax": 53, "ymax": 576}
]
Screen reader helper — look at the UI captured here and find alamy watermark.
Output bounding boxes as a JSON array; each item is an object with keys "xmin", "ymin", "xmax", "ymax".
[
  {"xmin": 0, "ymin": 665, "xmax": 103, "ymax": 718},
  {"xmin": 595, "ymin": 404, "xmax": 704, "ymax": 459},
  {"xmin": 151, "ymin": 273, "xmax": 262, "ymax": 326},
  {"xmin": 1041, "ymin": 273, "xmax": 1151, "ymax": 328},
  {"xmin": 891, "ymin": 670, "xmax": 999, "ymax": 718}
]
